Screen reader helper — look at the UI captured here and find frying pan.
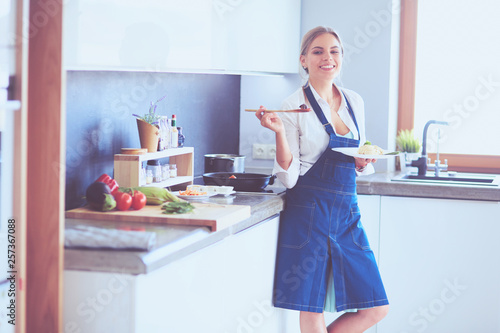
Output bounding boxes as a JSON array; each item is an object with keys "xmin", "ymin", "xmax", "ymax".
[{"xmin": 202, "ymin": 172, "xmax": 275, "ymax": 192}]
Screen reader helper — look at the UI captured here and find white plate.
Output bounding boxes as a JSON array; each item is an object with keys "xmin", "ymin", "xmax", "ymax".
[
  {"xmin": 172, "ymin": 191, "xmax": 217, "ymax": 199},
  {"xmin": 331, "ymin": 147, "xmax": 399, "ymax": 159}
]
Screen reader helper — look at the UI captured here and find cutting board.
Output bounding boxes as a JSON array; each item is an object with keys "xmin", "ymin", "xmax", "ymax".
[{"xmin": 65, "ymin": 203, "xmax": 251, "ymax": 231}]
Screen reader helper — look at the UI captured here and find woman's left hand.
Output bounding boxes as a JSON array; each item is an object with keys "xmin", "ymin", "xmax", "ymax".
[{"xmin": 354, "ymin": 157, "xmax": 377, "ymax": 172}]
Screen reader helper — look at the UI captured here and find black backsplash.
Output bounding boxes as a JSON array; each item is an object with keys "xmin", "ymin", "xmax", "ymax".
[{"xmin": 65, "ymin": 71, "xmax": 241, "ymax": 210}]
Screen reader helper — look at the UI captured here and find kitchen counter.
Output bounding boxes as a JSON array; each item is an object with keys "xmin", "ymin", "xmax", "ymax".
[
  {"xmin": 356, "ymin": 171, "xmax": 500, "ymax": 202},
  {"xmin": 64, "ymin": 191, "xmax": 285, "ymax": 275},
  {"xmin": 64, "ymin": 172, "xmax": 499, "ymax": 275}
]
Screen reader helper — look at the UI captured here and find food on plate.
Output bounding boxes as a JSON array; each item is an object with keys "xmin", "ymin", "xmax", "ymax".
[
  {"xmin": 178, "ymin": 188, "xmax": 207, "ymax": 196},
  {"xmin": 86, "ymin": 182, "xmax": 117, "ymax": 211},
  {"xmin": 229, "ymin": 175, "xmax": 237, "ymax": 179},
  {"xmin": 358, "ymin": 141, "xmax": 384, "ymax": 155},
  {"xmin": 162, "ymin": 201, "xmax": 195, "ymax": 214}
]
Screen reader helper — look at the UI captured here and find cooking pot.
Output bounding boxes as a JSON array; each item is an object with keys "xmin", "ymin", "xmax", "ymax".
[
  {"xmin": 204, "ymin": 154, "xmax": 245, "ymax": 173},
  {"xmin": 203, "ymin": 172, "xmax": 275, "ymax": 192}
]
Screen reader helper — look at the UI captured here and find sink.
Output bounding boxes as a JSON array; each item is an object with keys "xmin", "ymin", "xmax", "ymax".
[{"xmin": 392, "ymin": 172, "xmax": 500, "ymax": 187}]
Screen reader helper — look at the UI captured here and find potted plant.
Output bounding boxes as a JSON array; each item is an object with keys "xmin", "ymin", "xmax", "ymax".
[
  {"xmin": 133, "ymin": 95, "xmax": 166, "ymax": 152},
  {"xmin": 396, "ymin": 129, "xmax": 422, "ymax": 169}
]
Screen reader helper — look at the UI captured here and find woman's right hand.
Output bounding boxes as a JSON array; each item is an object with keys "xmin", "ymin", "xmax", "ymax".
[{"xmin": 255, "ymin": 106, "xmax": 284, "ymax": 134}]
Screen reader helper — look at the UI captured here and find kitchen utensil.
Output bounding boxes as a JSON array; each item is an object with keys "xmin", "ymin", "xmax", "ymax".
[
  {"xmin": 244, "ymin": 108, "xmax": 311, "ymax": 113},
  {"xmin": 203, "ymin": 172, "xmax": 275, "ymax": 192},
  {"xmin": 204, "ymin": 154, "xmax": 245, "ymax": 173}
]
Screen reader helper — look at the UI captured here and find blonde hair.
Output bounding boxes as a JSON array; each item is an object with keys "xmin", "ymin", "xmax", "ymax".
[{"xmin": 300, "ymin": 26, "xmax": 344, "ymax": 74}]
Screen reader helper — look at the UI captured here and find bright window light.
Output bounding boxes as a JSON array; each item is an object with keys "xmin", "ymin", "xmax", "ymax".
[{"xmin": 414, "ymin": 0, "xmax": 500, "ymax": 156}]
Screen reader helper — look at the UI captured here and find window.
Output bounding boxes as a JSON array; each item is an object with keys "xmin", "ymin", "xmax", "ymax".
[{"xmin": 398, "ymin": 0, "xmax": 500, "ymax": 173}]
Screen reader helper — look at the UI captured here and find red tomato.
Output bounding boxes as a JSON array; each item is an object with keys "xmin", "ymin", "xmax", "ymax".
[
  {"xmin": 131, "ymin": 190, "xmax": 147, "ymax": 210},
  {"xmin": 114, "ymin": 191, "xmax": 132, "ymax": 211}
]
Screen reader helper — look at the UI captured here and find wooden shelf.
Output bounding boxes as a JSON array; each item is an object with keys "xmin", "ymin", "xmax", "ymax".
[
  {"xmin": 114, "ymin": 147, "xmax": 194, "ymax": 188},
  {"xmin": 141, "ymin": 176, "xmax": 193, "ymax": 188}
]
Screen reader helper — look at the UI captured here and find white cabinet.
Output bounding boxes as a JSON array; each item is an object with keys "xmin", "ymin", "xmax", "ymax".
[
  {"xmin": 64, "ymin": 215, "xmax": 282, "ymax": 332},
  {"xmin": 378, "ymin": 196, "xmax": 500, "ymax": 333},
  {"xmin": 63, "ymin": 0, "xmax": 300, "ymax": 74},
  {"xmin": 134, "ymin": 216, "xmax": 281, "ymax": 332}
]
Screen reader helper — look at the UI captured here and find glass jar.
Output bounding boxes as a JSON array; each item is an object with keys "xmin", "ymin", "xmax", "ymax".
[
  {"xmin": 140, "ymin": 166, "xmax": 147, "ymax": 184},
  {"xmin": 169, "ymin": 164, "xmax": 177, "ymax": 178},
  {"xmin": 147, "ymin": 159, "xmax": 162, "ymax": 183},
  {"xmin": 162, "ymin": 163, "xmax": 170, "ymax": 181},
  {"xmin": 146, "ymin": 169, "xmax": 153, "ymax": 184}
]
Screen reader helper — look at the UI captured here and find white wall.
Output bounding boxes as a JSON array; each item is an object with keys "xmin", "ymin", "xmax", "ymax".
[{"xmin": 240, "ymin": 0, "xmax": 400, "ymax": 174}]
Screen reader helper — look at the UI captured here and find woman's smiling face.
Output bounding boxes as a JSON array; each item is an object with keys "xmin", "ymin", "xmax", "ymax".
[{"xmin": 300, "ymin": 33, "xmax": 343, "ymax": 82}]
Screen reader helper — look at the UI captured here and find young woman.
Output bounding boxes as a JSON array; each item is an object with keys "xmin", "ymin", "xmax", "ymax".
[{"xmin": 256, "ymin": 26, "xmax": 389, "ymax": 333}]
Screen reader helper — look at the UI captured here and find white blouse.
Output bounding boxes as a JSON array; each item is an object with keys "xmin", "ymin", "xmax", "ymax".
[{"xmin": 273, "ymin": 83, "xmax": 374, "ymax": 189}]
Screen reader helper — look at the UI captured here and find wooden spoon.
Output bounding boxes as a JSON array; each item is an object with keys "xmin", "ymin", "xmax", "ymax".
[{"xmin": 245, "ymin": 108, "xmax": 311, "ymax": 113}]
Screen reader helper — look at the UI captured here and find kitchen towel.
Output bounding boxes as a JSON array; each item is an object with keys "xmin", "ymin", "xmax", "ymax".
[{"xmin": 65, "ymin": 225, "xmax": 156, "ymax": 251}]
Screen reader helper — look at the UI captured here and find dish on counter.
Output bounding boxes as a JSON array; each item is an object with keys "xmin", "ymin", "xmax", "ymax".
[
  {"xmin": 331, "ymin": 147, "xmax": 399, "ymax": 159},
  {"xmin": 184, "ymin": 185, "xmax": 235, "ymax": 197},
  {"xmin": 172, "ymin": 191, "xmax": 217, "ymax": 199}
]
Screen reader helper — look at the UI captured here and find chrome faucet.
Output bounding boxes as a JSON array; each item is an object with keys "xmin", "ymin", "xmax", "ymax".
[{"xmin": 409, "ymin": 120, "xmax": 449, "ymax": 176}]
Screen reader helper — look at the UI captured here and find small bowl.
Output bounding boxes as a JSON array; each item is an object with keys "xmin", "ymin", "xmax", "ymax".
[
  {"xmin": 200, "ymin": 186, "xmax": 217, "ymax": 194},
  {"xmin": 216, "ymin": 186, "xmax": 234, "ymax": 195}
]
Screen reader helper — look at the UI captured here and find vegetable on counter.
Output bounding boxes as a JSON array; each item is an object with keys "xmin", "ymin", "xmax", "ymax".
[
  {"xmin": 95, "ymin": 174, "xmax": 119, "ymax": 195},
  {"xmin": 161, "ymin": 201, "xmax": 195, "ymax": 214},
  {"xmin": 131, "ymin": 190, "xmax": 147, "ymax": 210},
  {"xmin": 114, "ymin": 191, "xmax": 132, "ymax": 211},
  {"xmin": 86, "ymin": 182, "xmax": 117, "ymax": 211},
  {"xmin": 119, "ymin": 186, "xmax": 183, "ymax": 205}
]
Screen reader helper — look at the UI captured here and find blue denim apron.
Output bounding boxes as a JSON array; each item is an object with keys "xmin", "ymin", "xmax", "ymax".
[{"xmin": 273, "ymin": 84, "xmax": 389, "ymax": 313}]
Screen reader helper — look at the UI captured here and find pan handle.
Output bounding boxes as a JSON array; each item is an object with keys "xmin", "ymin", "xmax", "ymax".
[{"xmin": 269, "ymin": 175, "xmax": 276, "ymax": 185}]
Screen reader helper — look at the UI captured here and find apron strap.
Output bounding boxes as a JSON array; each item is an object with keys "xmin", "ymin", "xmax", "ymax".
[
  {"xmin": 342, "ymin": 92, "xmax": 360, "ymax": 140},
  {"xmin": 303, "ymin": 82, "xmax": 360, "ymax": 140},
  {"xmin": 303, "ymin": 83, "xmax": 335, "ymax": 135}
]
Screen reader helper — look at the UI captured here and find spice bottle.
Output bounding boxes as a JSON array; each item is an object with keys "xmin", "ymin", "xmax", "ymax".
[
  {"xmin": 170, "ymin": 115, "xmax": 178, "ymax": 148},
  {"xmin": 177, "ymin": 127, "xmax": 185, "ymax": 148}
]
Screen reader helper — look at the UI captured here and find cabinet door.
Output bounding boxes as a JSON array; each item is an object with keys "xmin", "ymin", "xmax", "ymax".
[
  {"xmin": 222, "ymin": 215, "xmax": 281, "ymax": 332},
  {"xmin": 134, "ymin": 216, "xmax": 281, "ymax": 333},
  {"xmin": 378, "ymin": 196, "xmax": 500, "ymax": 333},
  {"xmin": 211, "ymin": 0, "xmax": 301, "ymax": 73},
  {"xmin": 64, "ymin": 0, "xmax": 214, "ymax": 71},
  {"xmin": 134, "ymin": 235, "xmax": 228, "ymax": 332},
  {"xmin": 64, "ymin": 0, "xmax": 300, "ymax": 73}
]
